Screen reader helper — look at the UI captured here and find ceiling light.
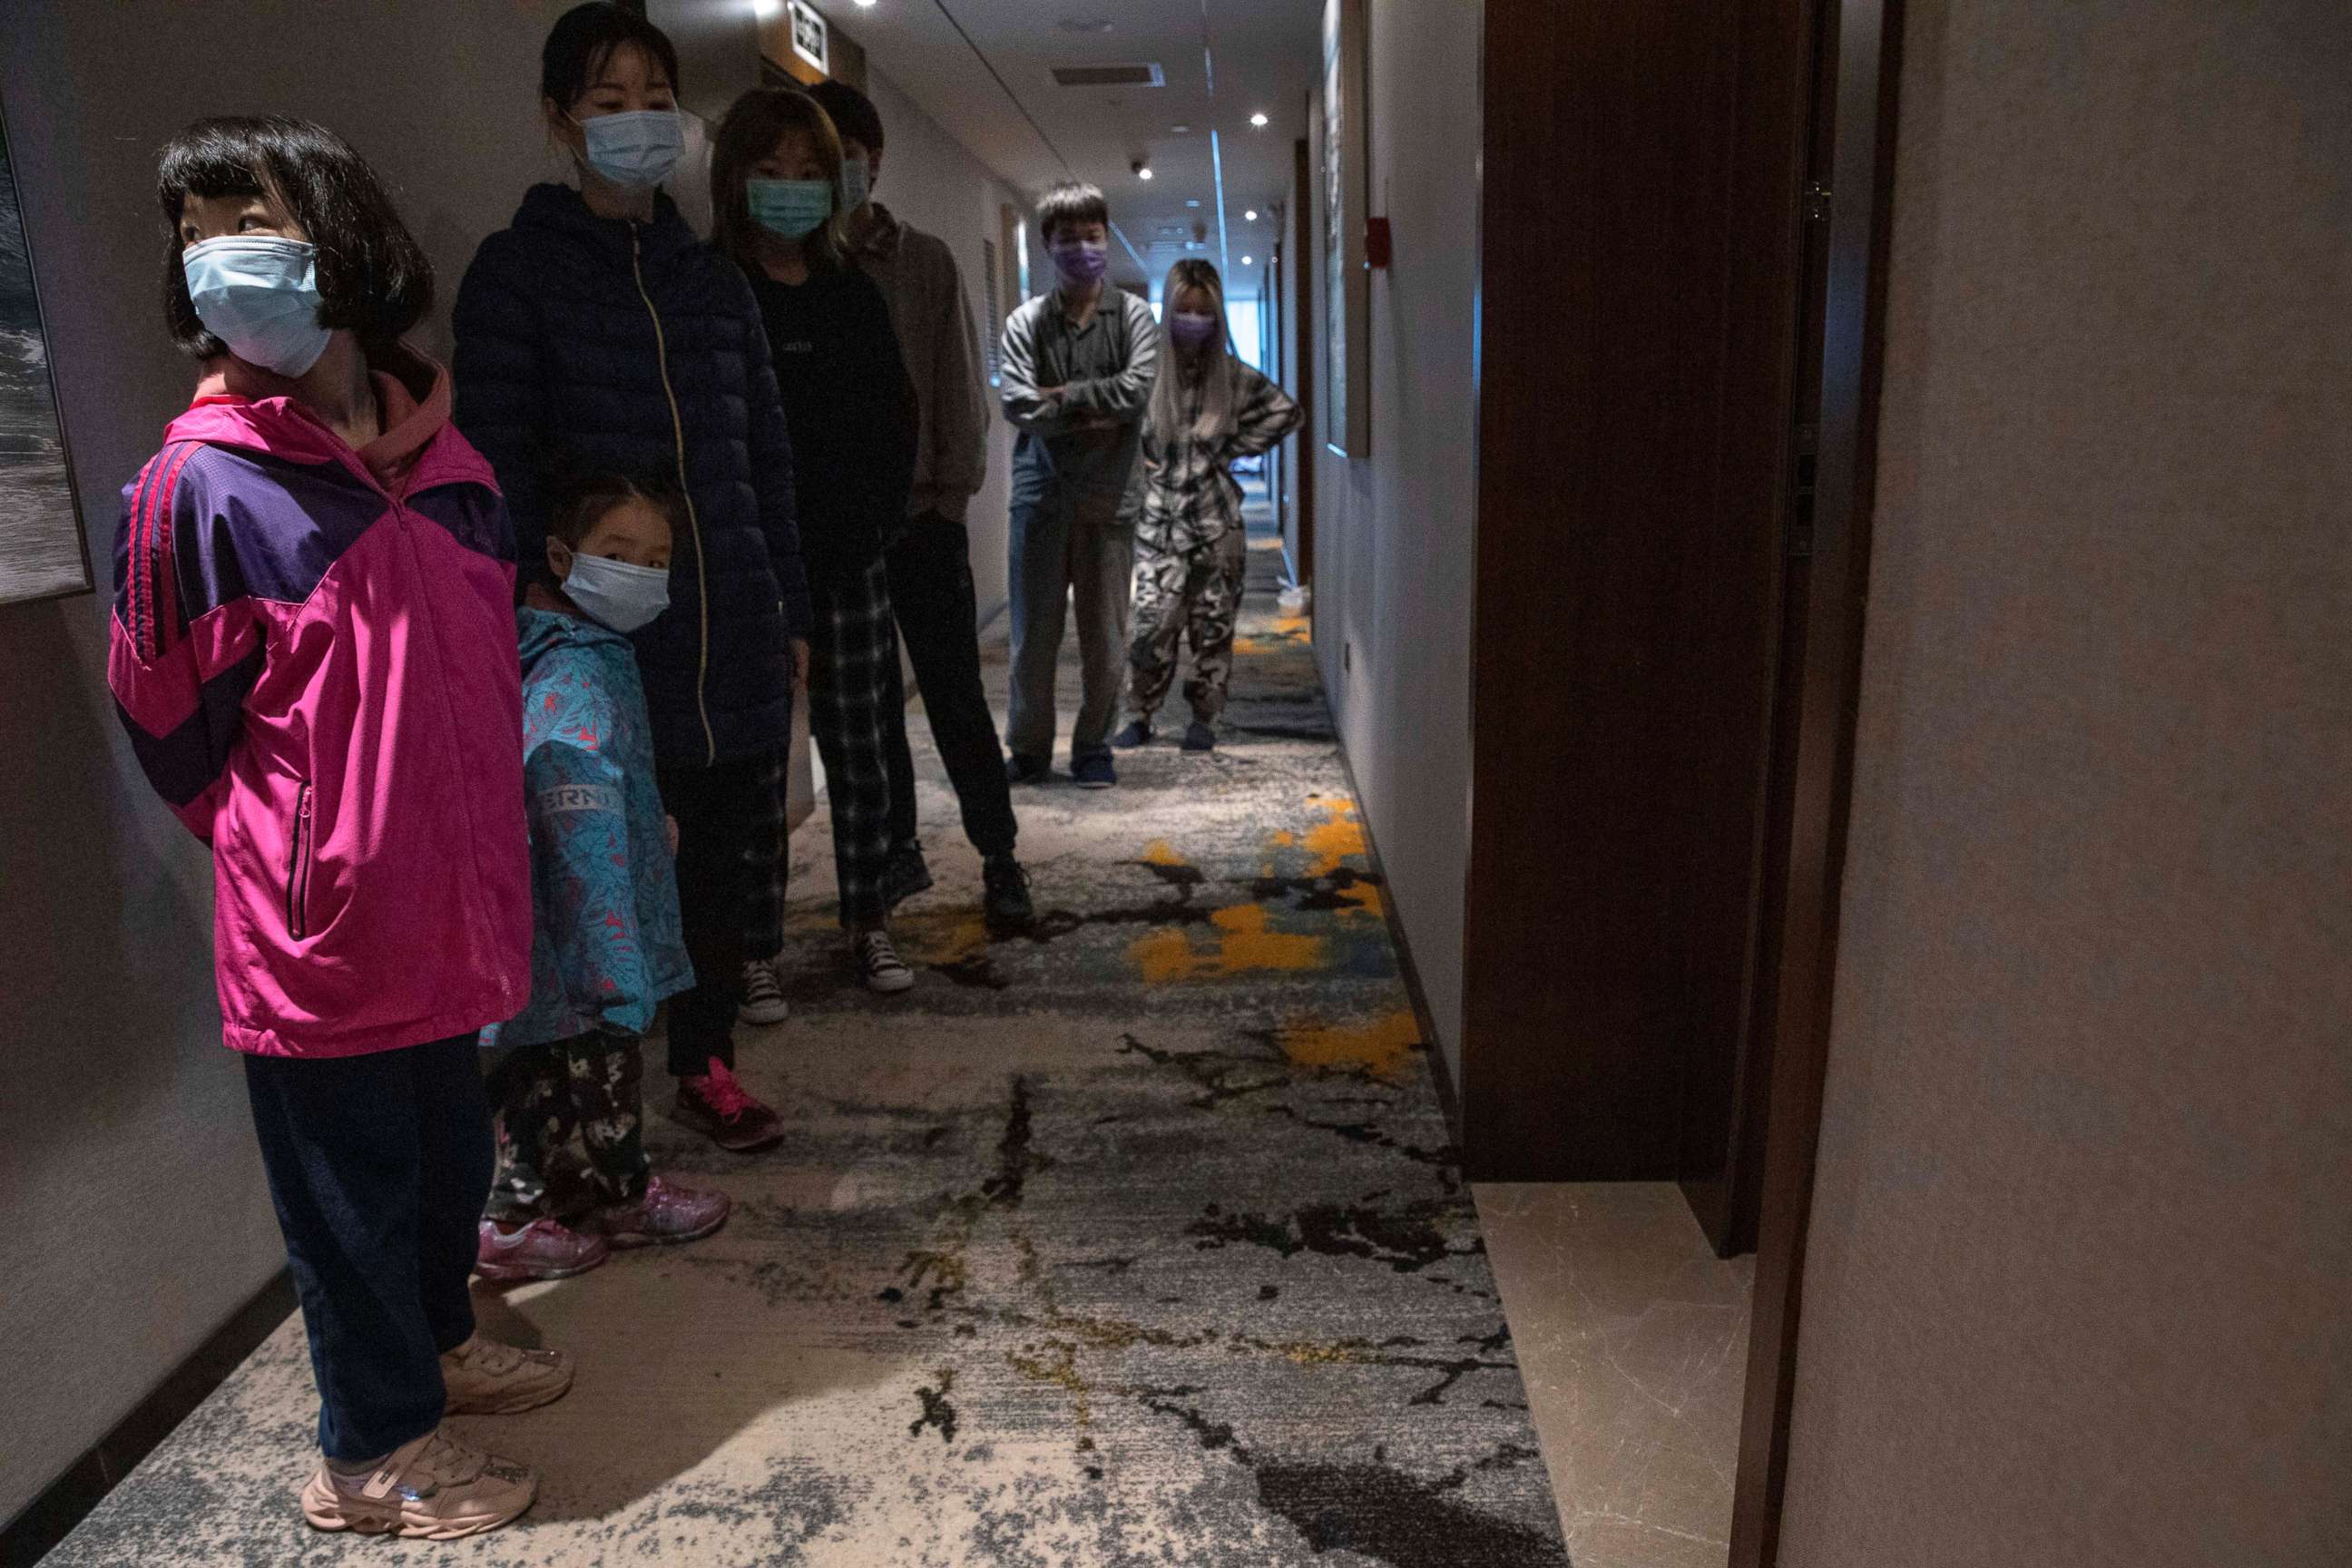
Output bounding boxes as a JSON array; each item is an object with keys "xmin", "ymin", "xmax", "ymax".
[
  {"xmin": 1057, "ymin": 14, "xmax": 1113, "ymax": 31},
  {"xmin": 1138, "ymin": 166, "xmax": 1154, "ymax": 181},
  {"xmin": 1241, "ymin": 254, "xmax": 1254, "ymax": 265},
  {"xmin": 1244, "ymin": 209, "xmax": 1259, "ymax": 221},
  {"xmin": 1250, "ymin": 112, "xmax": 1269, "ymax": 128},
  {"xmin": 854, "ymin": 0, "xmax": 877, "ymax": 7},
  {"xmin": 1185, "ymin": 198, "xmax": 1201, "ymax": 208},
  {"xmin": 1171, "ymin": 123, "xmax": 1191, "ymax": 133}
]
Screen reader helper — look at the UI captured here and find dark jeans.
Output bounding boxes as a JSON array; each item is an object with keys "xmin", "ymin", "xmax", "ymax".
[
  {"xmin": 485, "ymin": 1033, "xmax": 647, "ymax": 1220},
  {"xmin": 880, "ymin": 512, "xmax": 1019, "ymax": 859},
  {"xmin": 658, "ymin": 749, "xmax": 782, "ymax": 1077},
  {"xmin": 243, "ymin": 1035, "xmax": 492, "ymax": 1462}
]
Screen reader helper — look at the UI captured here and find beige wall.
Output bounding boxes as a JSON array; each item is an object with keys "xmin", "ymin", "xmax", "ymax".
[
  {"xmin": 0, "ymin": 0, "xmax": 612, "ymax": 1525},
  {"xmin": 1778, "ymin": 2, "xmax": 2352, "ymax": 1563},
  {"xmin": 1308, "ymin": 0, "xmax": 1483, "ymax": 1087}
]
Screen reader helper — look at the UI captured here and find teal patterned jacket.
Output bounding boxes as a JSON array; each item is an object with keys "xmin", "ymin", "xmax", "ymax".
[{"xmin": 485, "ymin": 607, "xmax": 693, "ymax": 1050}]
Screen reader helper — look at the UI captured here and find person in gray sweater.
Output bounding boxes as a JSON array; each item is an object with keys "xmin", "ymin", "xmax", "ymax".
[
  {"xmin": 808, "ymin": 80, "xmax": 1033, "ymax": 930},
  {"xmin": 998, "ymin": 181, "xmax": 1161, "ymax": 789}
]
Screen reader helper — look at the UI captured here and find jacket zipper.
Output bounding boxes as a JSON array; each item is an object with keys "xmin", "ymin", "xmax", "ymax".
[
  {"xmin": 629, "ymin": 225, "xmax": 719, "ymax": 766},
  {"xmin": 287, "ymin": 781, "xmax": 314, "ymax": 940}
]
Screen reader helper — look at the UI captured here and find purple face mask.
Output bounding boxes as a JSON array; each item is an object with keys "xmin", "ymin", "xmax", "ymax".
[
  {"xmin": 1052, "ymin": 238, "xmax": 1109, "ymax": 285},
  {"xmin": 1170, "ymin": 311, "xmax": 1220, "ymax": 350}
]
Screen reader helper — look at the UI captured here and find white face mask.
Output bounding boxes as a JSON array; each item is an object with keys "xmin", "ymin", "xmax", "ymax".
[{"xmin": 557, "ymin": 549, "xmax": 671, "ymax": 633}]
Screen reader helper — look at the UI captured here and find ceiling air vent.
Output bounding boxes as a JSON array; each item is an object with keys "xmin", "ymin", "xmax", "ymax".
[{"xmin": 1052, "ymin": 62, "xmax": 1165, "ymax": 88}]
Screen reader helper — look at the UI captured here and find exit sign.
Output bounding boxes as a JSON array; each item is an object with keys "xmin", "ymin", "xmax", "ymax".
[{"xmin": 789, "ymin": 2, "xmax": 829, "ymax": 74}]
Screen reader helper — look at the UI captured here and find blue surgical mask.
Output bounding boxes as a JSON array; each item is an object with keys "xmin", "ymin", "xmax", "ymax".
[
  {"xmin": 840, "ymin": 153, "xmax": 872, "ymax": 211},
  {"xmin": 747, "ymin": 178, "xmax": 834, "ymax": 240},
  {"xmin": 560, "ymin": 551, "xmax": 671, "ymax": 634},
  {"xmin": 181, "ymin": 236, "xmax": 332, "ymax": 377},
  {"xmin": 574, "ymin": 109, "xmax": 684, "ymax": 191}
]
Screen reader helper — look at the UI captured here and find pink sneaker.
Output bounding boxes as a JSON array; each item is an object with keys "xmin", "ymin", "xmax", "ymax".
[
  {"xmin": 593, "ymin": 1173, "xmax": 731, "ymax": 1249},
  {"xmin": 673, "ymin": 1059, "xmax": 785, "ymax": 1152},
  {"xmin": 475, "ymin": 1216, "xmax": 610, "ymax": 1283}
]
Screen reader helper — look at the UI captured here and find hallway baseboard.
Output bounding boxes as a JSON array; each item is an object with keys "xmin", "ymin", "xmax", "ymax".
[
  {"xmin": 0, "ymin": 1270, "xmax": 295, "ymax": 1568},
  {"xmin": 1331, "ymin": 738, "xmax": 1467, "ymax": 1152}
]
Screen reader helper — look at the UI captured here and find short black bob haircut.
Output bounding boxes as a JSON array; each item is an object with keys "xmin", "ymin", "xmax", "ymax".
[
  {"xmin": 542, "ymin": 2, "xmax": 681, "ymax": 111},
  {"xmin": 158, "ymin": 116, "xmax": 432, "ymax": 362},
  {"xmin": 548, "ymin": 470, "xmax": 686, "ymax": 555},
  {"xmin": 805, "ymin": 79, "xmax": 884, "ymax": 157},
  {"xmin": 1037, "ymin": 181, "xmax": 1109, "ymax": 245}
]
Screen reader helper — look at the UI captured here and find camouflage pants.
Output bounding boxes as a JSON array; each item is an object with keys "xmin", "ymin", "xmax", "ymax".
[
  {"xmin": 484, "ymin": 1035, "xmax": 648, "ymax": 1221},
  {"xmin": 1127, "ymin": 528, "xmax": 1249, "ymax": 723}
]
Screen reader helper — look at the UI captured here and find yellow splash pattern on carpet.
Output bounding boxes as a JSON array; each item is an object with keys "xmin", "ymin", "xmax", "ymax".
[
  {"xmin": 893, "ymin": 906, "xmax": 992, "ymax": 966},
  {"xmin": 1273, "ymin": 1008, "xmax": 1421, "ymax": 1083},
  {"xmin": 1131, "ymin": 903, "xmax": 1326, "ymax": 982},
  {"xmin": 1303, "ymin": 798, "xmax": 1367, "ymax": 876}
]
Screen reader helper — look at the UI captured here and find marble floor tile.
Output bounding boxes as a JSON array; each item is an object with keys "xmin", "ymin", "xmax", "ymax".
[{"xmin": 1475, "ymin": 1182, "xmax": 1756, "ymax": 1568}]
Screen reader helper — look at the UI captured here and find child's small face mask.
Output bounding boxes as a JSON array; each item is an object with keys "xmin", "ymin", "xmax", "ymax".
[{"xmin": 550, "ymin": 497, "xmax": 675, "ymax": 633}]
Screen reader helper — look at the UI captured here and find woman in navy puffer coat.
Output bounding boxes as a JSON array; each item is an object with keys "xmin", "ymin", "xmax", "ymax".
[{"xmin": 454, "ymin": 2, "xmax": 804, "ymax": 1158}]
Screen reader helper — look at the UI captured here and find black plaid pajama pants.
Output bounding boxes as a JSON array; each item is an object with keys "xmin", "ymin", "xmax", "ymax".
[
  {"xmin": 748, "ymin": 554, "xmax": 899, "ymax": 937},
  {"xmin": 742, "ymin": 558, "xmax": 900, "ymax": 946}
]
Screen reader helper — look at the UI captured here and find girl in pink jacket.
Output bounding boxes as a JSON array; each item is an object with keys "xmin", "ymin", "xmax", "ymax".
[{"xmin": 109, "ymin": 117, "xmax": 550, "ymax": 1540}]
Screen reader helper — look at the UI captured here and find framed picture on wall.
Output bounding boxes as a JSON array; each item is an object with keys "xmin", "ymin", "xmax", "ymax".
[
  {"xmin": 0, "ymin": 96, "xmax": 89, "ymax": 606},
  {"xmin": 1319, "ymin": 0, "xmax": 1370, "ymax": 458}
]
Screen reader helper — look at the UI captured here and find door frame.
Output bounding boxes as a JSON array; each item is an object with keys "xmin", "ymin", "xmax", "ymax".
[
  {"xmin": 1290, "ymin": 133, "xmax": 1317, "ymax": 589},
  {"xmin": 1730, "ymin": 0, "xmax": 1906, "ymax": 1560}
]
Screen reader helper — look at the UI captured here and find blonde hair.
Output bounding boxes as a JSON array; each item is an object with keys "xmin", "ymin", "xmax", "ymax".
[{"xmin": 1150, "ymin": 259, "xmax": 1240, "ymax": 445}]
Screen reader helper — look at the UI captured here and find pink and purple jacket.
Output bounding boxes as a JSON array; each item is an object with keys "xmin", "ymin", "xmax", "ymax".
[{"xmin": 108, "ymin": 350, "xmax": 534, "ymax": 1058}]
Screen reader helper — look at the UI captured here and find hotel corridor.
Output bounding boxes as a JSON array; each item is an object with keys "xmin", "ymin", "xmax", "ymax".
[{"xmin": 41, "ymin": 523, "xmax": 1577, "ymax": 1565}]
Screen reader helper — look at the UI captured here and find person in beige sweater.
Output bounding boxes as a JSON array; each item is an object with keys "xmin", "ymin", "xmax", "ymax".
[{"xmin": 807, "ymin": 80, "xmax": 1033, "ymax": 932}]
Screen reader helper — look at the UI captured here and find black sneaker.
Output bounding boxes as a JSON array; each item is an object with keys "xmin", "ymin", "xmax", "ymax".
[
  {"xmin": 1182, "ymin": 720, "xmax": 1217, "ymax": 752},
  {"xmin": 883, "ymin": 842, "xmax": 935, "ymax": 909},
  {"xmin": 1112, "ymin": 720, "xmax": 1152, "ymax": 750},
  {"xmin": 983, "ymin": 856, "xmax": 1034, "ymax": 929},
  {"xmin": 1006, "ymin": 753, "xmax": 1052, "ymax": 785},
  {"xmin": 1071, "ymin": 752, "xmax": 1116, "ymax": 789}
]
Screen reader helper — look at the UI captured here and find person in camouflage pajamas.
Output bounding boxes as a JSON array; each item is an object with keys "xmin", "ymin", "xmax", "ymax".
[
  {"xmin": 485, "ymin": 1036, "xmax": 648, "ymax": 1220},
  {"xmin": 1117, "ymin": 260, "xmax": 1304, "ymax": 752}
]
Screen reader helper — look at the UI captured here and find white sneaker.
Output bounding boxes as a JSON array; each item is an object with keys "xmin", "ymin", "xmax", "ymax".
[
  {"xmin": 738, "ymin": 959, "xmax": 791, "ymax": 1025},
  {"xmin": 853, "ymin": 929, "xmax": 915, "ymax": 995}
]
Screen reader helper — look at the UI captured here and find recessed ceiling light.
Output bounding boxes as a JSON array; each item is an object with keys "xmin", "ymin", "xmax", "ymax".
[
  {"xmin": 1244, "ymin": 209, "xmax": 1259, "ymax": 221},
  {"xmin": 1250, "ymin": 112, "xmax": 1269, "ymax": 128},
  {"xmin": 1138, "ymin": 166, "xmax": 1154, "ymax": 181},
  {"xmin": 1185, "ymin": 198, "xmax": 1201, "ymax": 208},
  {"xmin": 854, "ymin": 0, "xmax": 876, "ymax": 7},
  {"xmin": 1241, "ymin": 254, "xmax": 1254, "ymax": 265},
  {"xmin": 1171, "ymin": 123, "xmax": 1191, "ymax": 133}
]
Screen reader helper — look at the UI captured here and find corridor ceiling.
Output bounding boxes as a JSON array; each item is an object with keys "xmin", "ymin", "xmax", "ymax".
[{"xmin": 794, "ymin": 0, "xmax": 1324, "ymax": 294}]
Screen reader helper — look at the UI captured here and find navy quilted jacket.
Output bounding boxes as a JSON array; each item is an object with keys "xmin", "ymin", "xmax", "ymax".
[{"xmin": 453, "ymin": 183, "xmax": 812, "ymax": 768}]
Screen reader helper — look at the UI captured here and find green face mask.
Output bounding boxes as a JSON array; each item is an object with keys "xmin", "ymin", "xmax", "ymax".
[{"xmin": 747, "ymin": 177, "xmax": 834, "ymax": 240}]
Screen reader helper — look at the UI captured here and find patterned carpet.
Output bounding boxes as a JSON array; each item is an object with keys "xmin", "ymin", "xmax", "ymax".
[{"xmin": 44, "ymin": 518, "xmax": 1571, "ymax": 1566}]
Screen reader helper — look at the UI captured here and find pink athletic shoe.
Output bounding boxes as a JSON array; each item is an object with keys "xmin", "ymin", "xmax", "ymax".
[
  {"xmin": 474, "ymin": 1216, "xmax": 610, "ymax": 1283},
  {"xmin": 593, "ymin": 1173, "xmax": 732, "ymax": 1249}
]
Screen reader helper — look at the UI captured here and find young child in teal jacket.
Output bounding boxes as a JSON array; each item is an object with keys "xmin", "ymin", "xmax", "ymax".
[{"xmin": 477, "ymin": 475, "xmax": 731, "ymax": 1281}]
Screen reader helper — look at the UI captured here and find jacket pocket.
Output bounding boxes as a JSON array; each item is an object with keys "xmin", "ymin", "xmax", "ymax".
[{"xmin": 287, "ymin": 782, "xmax": 315, "ymax": 940}]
